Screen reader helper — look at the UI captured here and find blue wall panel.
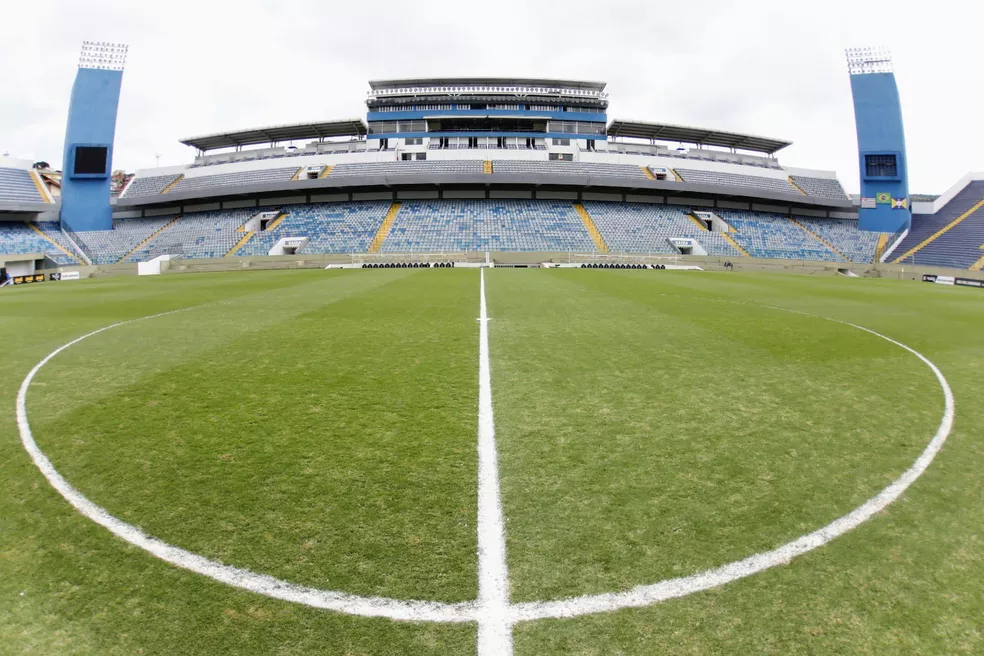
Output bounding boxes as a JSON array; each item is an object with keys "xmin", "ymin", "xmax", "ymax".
[
  {"xmin": 60, "ymin": 68, "xmax": 123, "ymax": 232},
  {"xmin": 366, "ymin": 109, "xmax": 607, "ymax": 122},
  {"xmin": 850, "ymin": 72, "xmax": 911, "ymax": 233}
]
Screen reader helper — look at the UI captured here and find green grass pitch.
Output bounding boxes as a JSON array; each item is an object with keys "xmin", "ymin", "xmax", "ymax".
[{"xmin": 1, "ymin": 268, "xmax": 982, "ymax": 654}]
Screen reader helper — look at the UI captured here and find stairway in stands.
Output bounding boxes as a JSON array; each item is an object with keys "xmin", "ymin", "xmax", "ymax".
[
  {"xmin": 26, "ymin": 223, "xmax": 81, "ymax": 264},
  {"xmin": 227, "ymin": 231, "xmax": 255, "ymax": 256},
  {"xmin": 120, "ymin": 215, "xmax": 181, "ymax": 262},
  {"xmin": 788, "ymin": 216, "xmax": 849, "ymax": 261},
  {"xmin": 574, "ymin": 203, "xmax": 609, "ymax": 252},
  {"xmin": 873, "ymin": 234, "xmax": 889, "ymax": 263},
  {"xmin": 368, "ymin": 202, "xmax": 402, "ymax": 253},
  {"xmin": 891, "ymin": 181, "xmax": 984, "ymax": 268}
]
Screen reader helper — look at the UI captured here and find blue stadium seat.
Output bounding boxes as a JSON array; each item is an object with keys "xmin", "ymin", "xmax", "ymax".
[
  {"xmin": 0, "ymin": 167, "xmax": 44, "ymax": 203},
  {"xmin": 584, "ymin": 202, "xmax": 738, "ymax": 255},
  {"xmin": 381, "ymin": 200, "xmax": 595, "ymax": 252},
  {"xmin": 717, "ymin": 210, "xmax": 841, "ymax": 261},
  {"xmin": 239, "ymin": 202, "xmax": 391, "ymax": 256}
]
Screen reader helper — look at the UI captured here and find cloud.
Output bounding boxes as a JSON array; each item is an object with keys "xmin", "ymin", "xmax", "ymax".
[{"xmin": 0, "ymin": 0, "xmax": 980, "ymax": 193}]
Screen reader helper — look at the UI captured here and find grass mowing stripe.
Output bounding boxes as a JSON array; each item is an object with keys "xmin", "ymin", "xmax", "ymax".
[
  {"xmin": 16, "ymin": 300, "xmax": 476, "ymax": 622},
  {"xmin": 508, "ymin": 300, "xmax": 955, "ymax": 621},
  {"xmin": 20, "ymin": 270, "xmax": 481, "ymax": 602},
  {"xmin": 3, "ymin": 270, "xmax": 480, "ymax": 654},
  {"xmin": 490, "ymin": 270, "xmax": 940, "ymax": 602}
]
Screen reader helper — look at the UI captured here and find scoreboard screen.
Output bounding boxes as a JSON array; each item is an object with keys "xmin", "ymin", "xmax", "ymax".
[{"xmin": 74, "ymin": 146, "xmax": 108, "ymax": 175}]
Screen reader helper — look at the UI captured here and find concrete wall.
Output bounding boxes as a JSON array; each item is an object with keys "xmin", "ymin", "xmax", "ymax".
[{"xmin": 36, "ymin": 250, "xmax": 984, "ymax": 285}]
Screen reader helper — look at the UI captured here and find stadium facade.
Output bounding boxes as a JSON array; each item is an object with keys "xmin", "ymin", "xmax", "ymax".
[{"xmin": 2, "ymin": 63, "xmax": 984, "ymax": 277}]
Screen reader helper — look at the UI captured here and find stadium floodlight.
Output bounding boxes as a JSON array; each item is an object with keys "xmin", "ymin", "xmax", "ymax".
[
  {"xmin": 845, "ymin": 46, "xmax": 893, "ymax": 75},
  {"xmin": 78, "ymin": 41, "xmax": 128, "ymax": 71}
]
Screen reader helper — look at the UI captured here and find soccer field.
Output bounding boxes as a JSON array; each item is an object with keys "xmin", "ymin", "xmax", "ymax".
[{"xmin": 2, "ymin": 268, "xmax": 982, "ymax": 655}]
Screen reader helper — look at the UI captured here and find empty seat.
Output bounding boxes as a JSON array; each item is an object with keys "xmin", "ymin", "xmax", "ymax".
[
  {"xmin": 0, "ymin": 221, "xmax": 77, "ymax": 264},
  {"xmin": 675, "ymin": 168, "xmax": 799, "ymax": 195},
  {"xmin": 717, "ymin": 210, "xmax": 841, "ymax": 261},
  {"xmin": 125, "ymin": 209, "xmax": 258, "ymax": 261},
  {"xmin": 795, "ymin": 217, "xmax": 881, "ymax": 263},
  {"xmin": 73, "ymin": 216, "xmax": 176, "ymax": 264},
  {"xmin": 0, "ymin": 167, "xmax": 44, "ymax": 203},
  {"xmin": 168, "ymin": 167, "xmax": 299, "ymax": 194},
  {"xmin": 789, "ymin": 175, "xmax": 849, "ymax": 200},
  {"xmin": 584, "ymin": 202, "xmax": 738, "ymax": 255},
  {"xmin": 239, "ymin": 202, "xmax": 391, "ymax": 256},
  {"xmin": 121, "ymin": 173, "xmax": 183, "ymax": 197},
  {"xmin": 381, "ymin": 200, "xmax": 596, "ymax": 253}
]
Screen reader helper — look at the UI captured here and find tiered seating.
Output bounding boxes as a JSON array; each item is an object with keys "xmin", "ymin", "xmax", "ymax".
[
  {"xmin": 168, "ymin": 168, "xmax": 299, "ymax": 194},
  {"xmin": 125, "ymin": 210, "xmax": 254, "ymax": 262},
  {"xmin": 0, "ymin": 222, "xmax": 76, "ymax": 264},
  {"xmin": 122, "ymin": 174, "xmax": 182, "ymax": 197},
  {"xmin": 583, "ymin": 202, "xmax": 738, "ymax": 255},
  {"xmin": 717, "ymin": 210, "xmax": 840, "ymax": 261},
  {"xmin": 72, "ymin": 217, "xmax": 175, "ymax": 264},
  {"xmin": 795, "ymin": 218, "xmax": 881, "ymax": 263},
  {"xmin": 0, "ymin": 168, "xmax": 44, "ymax": 202},
  {"xmin": 675, "ymin": 169, "xmax": 799, "ymax": 195},
  {"xmin": 381, "ymin": 200, "xmax": 595, "ymax": 252},
  {"xmin": 891, "ymin": 181, "xmax": 984, "ymax": 267},
  {"xmin": 330, "ymin": 161, "xmax": 483, "ymax": 176},
  {"xmin": 493, "ymin": 161, "xmax": 648, "ymax": 179},
  {"xmin": 239, "ymin": 202, "xmax": 391, "ymax": 256},
  {"xmin": 789, "ymin": 175, "xmax": 849, "ymax": 200}
]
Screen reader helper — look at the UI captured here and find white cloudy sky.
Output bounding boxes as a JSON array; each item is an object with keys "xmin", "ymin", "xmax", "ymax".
[{"xmin": 0, "ymin": 0, "xmax": 979, "ymax": 194}]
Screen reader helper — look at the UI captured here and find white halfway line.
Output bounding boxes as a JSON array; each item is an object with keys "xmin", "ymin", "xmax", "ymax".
[{"xmin": 476, "ymin": 267, "xmax": 514, "ymax": 655}]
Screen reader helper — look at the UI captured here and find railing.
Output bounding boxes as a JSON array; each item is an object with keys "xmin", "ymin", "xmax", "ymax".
[
  {"xmin": 61, "ymin": 226, "xmax": 93, "ymax": 265},
  {"xmin": 368, "ymin": 85, "xmax": 608, "ymax": 100},
  {"xmin": 880, "ymin": 225, "xmax": 909, "ymax": 262}
]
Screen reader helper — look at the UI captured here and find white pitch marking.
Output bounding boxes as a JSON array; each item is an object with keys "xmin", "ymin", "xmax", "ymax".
[
  {"xmin": 508, "ymin": 301, "xmax": 955, "ymax": 622},
  {"xmin": 14, "ymin": 293, "xmax": 956, "ymax": 636},
  {"xmin": 476, "ymin": 268, "xmax": 514, "ymax": 655},
  {"xmin": 15, "ymin": 310, "xmax": 476, "ymax": 624}
]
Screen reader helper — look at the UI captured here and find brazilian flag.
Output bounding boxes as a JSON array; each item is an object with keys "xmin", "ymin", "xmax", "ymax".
[{"xmin": 876, "ymin": 192, "xmax": 892, "ymax": 204}]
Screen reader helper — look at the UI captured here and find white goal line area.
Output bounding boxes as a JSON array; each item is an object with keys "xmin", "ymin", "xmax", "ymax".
[{"xmin": 13, "ymin": 270, "xmax": 955, "ymax": 656}]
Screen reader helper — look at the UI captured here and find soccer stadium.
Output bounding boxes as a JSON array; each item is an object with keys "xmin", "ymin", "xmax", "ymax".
[{"xmin": 3, "ymin": 28, "xmax": 984, "ymax": 656}]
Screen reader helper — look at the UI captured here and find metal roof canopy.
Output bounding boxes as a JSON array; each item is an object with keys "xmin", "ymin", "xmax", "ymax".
[
  {"xmin": 180, "ymin": 119, "xmax": 368, "ymax": 152},
  {"xmin": 369, "ymin": 77, "xmax": 607, "ymax": 92},
  {"xmin": 608, "ymin": 120, "xmax": 791, "ymax": 155}
]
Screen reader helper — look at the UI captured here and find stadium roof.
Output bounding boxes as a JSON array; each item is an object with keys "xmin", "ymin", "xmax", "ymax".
[
  {"xmin": 369, "ymin": 77, "xmax": 607, "ymax": 92},
  {"xmin": 607, "ymin": 120, "xmax": 791, "ymax": 155},
  {"xmin": 179, "ymin": 119, "xmax": 368, "ymax": 151}
]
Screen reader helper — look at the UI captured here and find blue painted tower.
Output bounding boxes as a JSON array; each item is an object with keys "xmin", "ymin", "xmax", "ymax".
[
  {"xmin": 60, "ymin": 41, "xmax": 127, "ymax": 232},
  {"xmin": 847, "ymin": 47, "xmax": 911, "ymax": 233}
]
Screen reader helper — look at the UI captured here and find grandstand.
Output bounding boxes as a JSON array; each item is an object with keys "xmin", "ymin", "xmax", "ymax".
[
  {"xmin": 381, "ymin": 200, "xmax": 596, "ymax": 253},
  {"xmin": 72, "ymin": 216, "xmax": 175, "ymax": 264},
  {"xmin": 2, "ymin": 78, "xmax": 983, "ymax": 273},
  {"xmin": 0, "ymin": 221, "xmax": 79, "ymax": 265},
  {"xmin": 0, "ymin": 167, "xmax": 46, "ymax": 203},
  {"xmin": 718, "ymin": 211, "xmax": 842, "ymax": 261},
  {"xmin": 1, "ymin": 199, "xmax": 889, "ymax": 265},
  {"xmin": 583, "ymin": 202, "xmax": 737, "ymax": 255},
  {"xmin": 890, "ymin": 181, "xmax": 984, "ymax": 268},
  {"xmin": 239, "ymin": 202, "xmax": 391, "ymax": 256},
  {"xmin": 124, "ymin": 210, "xmax": 252, "ymax": 261}
]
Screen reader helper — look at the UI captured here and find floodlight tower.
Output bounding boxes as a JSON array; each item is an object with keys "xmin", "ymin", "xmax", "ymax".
[
  {"xmin": 60, "ymin": 41, "xmax": 128, "ymax": 232},
  {"xmin": 846, "ymin": 47, "xmax": 911, "ymax": 233}
]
